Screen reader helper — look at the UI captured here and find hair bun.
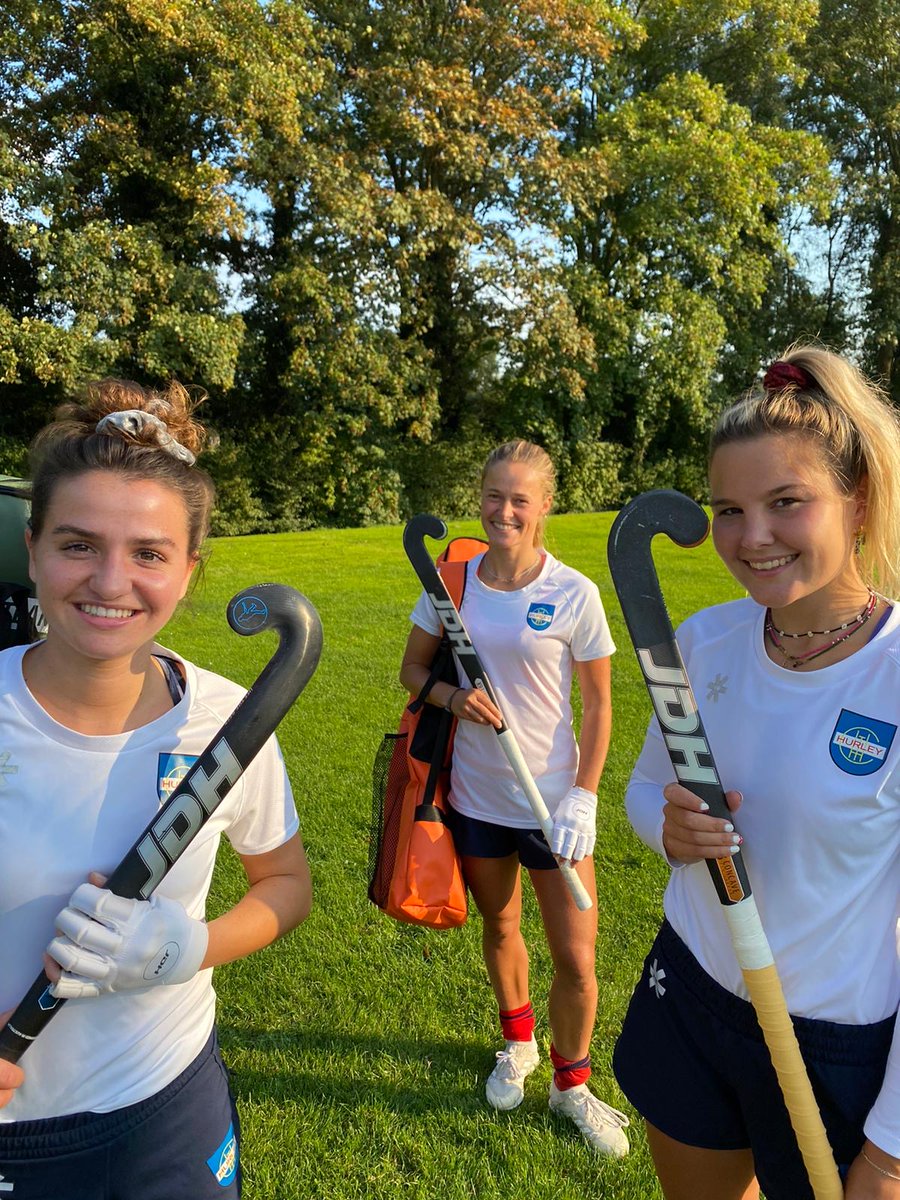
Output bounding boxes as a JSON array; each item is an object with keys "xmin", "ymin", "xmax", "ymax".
[{"xmin": 95, "ymin": 410, "xmax": 196, "ymax": 464}]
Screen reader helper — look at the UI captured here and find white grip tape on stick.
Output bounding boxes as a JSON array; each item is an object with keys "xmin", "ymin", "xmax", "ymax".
[
  {"xmin": 722, "ymin": 896, "xmax": 775, "ymax": 971},
  {"xmin": 496, "ymin": 731, "xmax": 593, "ymax": 912}
]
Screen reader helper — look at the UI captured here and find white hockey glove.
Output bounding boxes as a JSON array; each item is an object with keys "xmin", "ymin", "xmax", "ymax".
[
  {"xmin": 47, "ymin": 883, "xmax": 208, "ymax": 999},
  {"xmin": 550, "ymin": 786, "xmax": 598, "ymax": 863}
]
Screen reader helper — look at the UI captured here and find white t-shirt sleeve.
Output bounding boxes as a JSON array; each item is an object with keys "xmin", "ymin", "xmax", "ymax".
[
  {"xmin": 865, "ymin": 997, "xmax": 900, "ymax": 1156},
  {"xmin": 569, "ymin": 579, "xmax": 616, "ymax": 662},
  {"xmin": 624, "ymin": 614, "xmax": 698, "ymax": 863},
  {"xmin": 625, "ymin": 714, "xmax": 671, "ymax": 860},
  {"xmin": 409, "ymin": 587, "xmax": 441, "ymax": 636},
  {"xmin": 225, "ymin": 734, "xmax": 299, "ymax": 856}
]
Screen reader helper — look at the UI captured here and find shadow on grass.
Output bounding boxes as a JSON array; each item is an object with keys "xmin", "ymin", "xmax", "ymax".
[{"xmin": 218, "ymin": 1023, "xmax": 497, "ymax": 1113}]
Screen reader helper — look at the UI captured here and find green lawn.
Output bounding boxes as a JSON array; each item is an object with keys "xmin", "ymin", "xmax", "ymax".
[{"xmin": 164, "ymin": 512, "xmax": 743, "ymax": 1200}]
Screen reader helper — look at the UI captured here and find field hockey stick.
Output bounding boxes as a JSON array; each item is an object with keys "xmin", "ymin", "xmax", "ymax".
[
  {"xmin": 0, "ymin": 583, "xmax": 323, "ymax": 1065},
  {"xmin": 608, "ymin": 489, "xmax": 842, "ymax": 1200},
  {"xmin": 404, "ymin": 514, "xmax": 593, "ymax": 912}
]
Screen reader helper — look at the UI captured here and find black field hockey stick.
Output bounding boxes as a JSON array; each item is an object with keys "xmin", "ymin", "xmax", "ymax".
[
  {"xmin": 0, "ymin": 583, "xmax": 323, "ymax": 1065},
  {"xmin": 608, "ymin": 489, "xmax": 842, "ymax": 1200},
  {"xmin": 404, "ymin": 514, "xmax": 592, "ymax": 912}
]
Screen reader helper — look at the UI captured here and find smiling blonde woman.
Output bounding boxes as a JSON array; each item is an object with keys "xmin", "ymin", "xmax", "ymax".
[
  {"xmin": 615, "ymin": 348, "xmax": 900, "ymax": 1200},
  {"xmin": 400, "ymin": 439, "xmax": 629, "ymax": 1157}
]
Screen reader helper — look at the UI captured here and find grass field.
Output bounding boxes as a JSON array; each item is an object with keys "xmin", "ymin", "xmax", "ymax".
[{"xmin": 163, "ymin": 512, "xmax": 743, "ymax": 1200}]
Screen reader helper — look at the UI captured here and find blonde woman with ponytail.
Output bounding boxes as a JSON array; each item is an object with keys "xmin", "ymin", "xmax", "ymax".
[
  {"xmin": 614, "ymin": 347, "xmax": 900, "ymax": 1200},
  {"xmin": 400, "ymin": 440, "xmax": 629, "ymax": 1157}
]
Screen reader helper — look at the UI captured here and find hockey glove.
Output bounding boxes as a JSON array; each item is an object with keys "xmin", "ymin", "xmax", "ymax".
[
  {"xmin": 47, "ymin": 883, "xmax": 208, "ymax": 999},
  {"xmin": 550, "ymin": 786, "xmax": 597, "ymax": 862}
]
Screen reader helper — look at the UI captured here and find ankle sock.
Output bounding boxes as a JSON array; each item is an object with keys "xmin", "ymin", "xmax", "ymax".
[
  {"xmin": 499, "ymin": 1002, "xmax": 534, "ymax": 1044},
  {"xmin": 550, "ymin": 1043, "xmax": 591, "ymax": 1090}
]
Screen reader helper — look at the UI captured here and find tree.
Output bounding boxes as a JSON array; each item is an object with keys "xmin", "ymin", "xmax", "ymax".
[
  {"xmin": 316, "ymin": 0, "xmax": 623, "ymax": 431},
  {"xmin": 0, "ymin": 0, "xmax": 277, "ymax": 433},
  {"xmin": 550, "ymin": 0, "xmax": 832, "ymax": 500},
  {"xmin": 799, "ymin": 0, "xmax": 900, "ymax": 395},
  {"xmin": 232, "ymin": 0, "xmax": 634, "ymax": 524},
  {"xmin": 0, "ymin": 0, "xmax": 849, "ymax": 525}
]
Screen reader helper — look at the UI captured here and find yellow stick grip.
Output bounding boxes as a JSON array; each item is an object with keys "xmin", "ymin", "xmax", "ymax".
[{"xmin": 742, "ymin": 964, "xmax": 844, "ymax": 1200}]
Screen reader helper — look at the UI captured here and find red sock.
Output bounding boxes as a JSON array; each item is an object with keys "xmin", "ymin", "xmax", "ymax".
[
  {"xmin": 550, "ymin": 1044, "xmax": 591, "ymax": 1091},
  {"xmin": 499, "ymin": 1003, "xmax": 534, "ymax": 1043}
]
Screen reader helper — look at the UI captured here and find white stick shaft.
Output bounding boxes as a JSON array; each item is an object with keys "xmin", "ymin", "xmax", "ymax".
[{"xmin": 497, "ymin": 730, "xmax": 593, "ymax": 912}]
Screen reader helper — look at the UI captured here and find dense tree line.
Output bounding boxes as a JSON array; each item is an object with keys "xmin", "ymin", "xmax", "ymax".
[{"xmin": 1, "ymin": 0, "xmax": 896, "ymax": 532}]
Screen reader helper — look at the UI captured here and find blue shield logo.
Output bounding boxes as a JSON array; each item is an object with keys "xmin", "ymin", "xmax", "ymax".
[
  {"xmin": 829, "ymin": 709, "xmax": 896, "ymax": 776},
  {"xmin": 526, "ymin": 603, "xmax": 555, "ymax": 631},
  {"xmin": 157, "ymin": 753, "xmax": 199, "ymax": 803},
  {"xmin": 206, "ymin": 1123, "xmax": 238, "ymax": 1187}
]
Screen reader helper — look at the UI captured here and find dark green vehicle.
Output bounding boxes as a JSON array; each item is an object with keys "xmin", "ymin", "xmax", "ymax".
[{"xmin": 0, "ymin": 477, "xmax": 44, "ymax": 645}]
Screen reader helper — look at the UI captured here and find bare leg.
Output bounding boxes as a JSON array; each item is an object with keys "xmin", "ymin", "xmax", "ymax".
[
  {"xmin": 646, "ymin": 1122, "xmax": 759, "ymax": 1200},
  {"xmin": 529, "ymin": 856, "xmax": 598, "ymax": 1060},
  {"xmin": 462, "ymin": 853, "xmax": 530, "ymax": 1010}
]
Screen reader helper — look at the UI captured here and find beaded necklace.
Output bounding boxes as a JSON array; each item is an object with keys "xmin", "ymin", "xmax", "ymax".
[
  {"xmin": 765, "ymin": 591, "xmax": 878, "ymax": 668},
  {"xmin": 480, "ymin": 555, "xmax": 542, "ymax": 585},
  {"xmin": 768, "ymin": 589, "xmax": 875, "ymax": 639}
]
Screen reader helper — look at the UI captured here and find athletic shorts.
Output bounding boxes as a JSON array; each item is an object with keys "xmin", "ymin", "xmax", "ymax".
[
  {"xmin": 447, "ymin": 807, "xmax": 557, "ymax": 870},
  {"xmin": 0, "ymin": 1029, "xmax": 241, "ymax": 1199},
  {"xmin": 613, "ymin": 920, "xmax": 895, "ymax": 1200}
]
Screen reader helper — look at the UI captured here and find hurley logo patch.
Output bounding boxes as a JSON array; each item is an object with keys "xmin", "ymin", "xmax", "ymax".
[
  {"xmin": 157, "ymin": 753, "xmax": 200, "ymax": 803},
  {"xmin": 206, "ymin": 1124, "xmax": 238, "ymax": 1187},
  {"xmin": 829, "ymin": 709, "xmax": 897, "ymax": 776},
  {"xmin": 526, "ymin": 603, "xmax": 555, "ymax": 631}
]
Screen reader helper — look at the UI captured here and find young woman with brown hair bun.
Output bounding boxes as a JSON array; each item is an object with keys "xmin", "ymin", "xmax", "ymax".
[{"xmin": 0, "ymin": 379, "xmax": 312, "ymax": 1198}]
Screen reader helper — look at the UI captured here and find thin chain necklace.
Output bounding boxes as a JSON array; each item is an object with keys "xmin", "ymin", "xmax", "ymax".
[
  {"xmin": 768, "ymin": 590, "xmax": 875, "ymax": 638},
  {"xmin": 765, "ymin": 592, "xmax": 878, "ymax": 668},
  {"xmin": 480, "ymin": 555, "xmax": 542, "ymax": 584}
]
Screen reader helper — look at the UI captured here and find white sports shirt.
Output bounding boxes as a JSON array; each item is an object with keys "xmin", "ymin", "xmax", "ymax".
[
  {"xmin": 410, "ymin": 551, "xmax": 615, "ymax": 827},
  {"xmin": 0, "ymin": 643, "xmax": 298, "ymax": 1123},
  {"xmin": 626, "ymin": 597, "xmax": 900, "ymax": 1155}
]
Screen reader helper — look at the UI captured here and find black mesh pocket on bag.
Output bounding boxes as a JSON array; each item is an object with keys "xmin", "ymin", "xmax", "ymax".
[{"xmin": 368, "ymin": 732, "xmax": 410, "ymax": 907}]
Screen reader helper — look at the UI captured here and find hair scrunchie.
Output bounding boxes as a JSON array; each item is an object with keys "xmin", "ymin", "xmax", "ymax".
[
  {"xmin": 762, "ymin": 360, "xmax": 814, "ymax": 393},
  {"xmin": 95, "ymin": 410, "xmax": 196, "ymax": 465}
]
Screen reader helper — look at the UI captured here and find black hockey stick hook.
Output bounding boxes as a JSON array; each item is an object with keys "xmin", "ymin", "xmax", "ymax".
[
  {"xmin": 608, "ymin": 490, "xmax": 709, "ymax": 648},
  {"xmin": 403, "ymin": 513, "xmax": 448, "ymax": 558}
]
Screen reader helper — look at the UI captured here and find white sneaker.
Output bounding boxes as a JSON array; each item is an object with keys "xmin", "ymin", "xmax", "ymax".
[
  {"xmin": 485, "ymin": 1037, "xmax": 540, "ymax": 1110},
  {"xmin": 549, "ymin": 1081, "xmax": 630, "ymax": 1157}
]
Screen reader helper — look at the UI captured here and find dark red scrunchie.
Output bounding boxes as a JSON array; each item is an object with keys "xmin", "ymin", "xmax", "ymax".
[{"xmin": 762, "ymin": 360, "xmax": 814, "ymax": 392}]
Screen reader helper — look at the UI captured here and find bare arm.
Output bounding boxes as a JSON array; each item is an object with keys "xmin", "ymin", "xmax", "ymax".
[
  {"xmin": 399, "ymin": 623, "xmax": 502, "ymax": 727},
  {"xmin": 844, "ymin": 1139, "xmax": 900, "ymax": 1199},
  {"xmin": 399, "ymin": 624, "xmax": 445, "ymax": 703},
  {"xmin": 573, "ymin": 656, "xmax": 612, "ymax": 793},
  {"xmin": 202, "ymin": 832, "xmax": 312, "ymax": 969}
]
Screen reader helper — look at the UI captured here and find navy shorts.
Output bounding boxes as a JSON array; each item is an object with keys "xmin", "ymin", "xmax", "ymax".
[
  {"xmin": 613, "ymin": 920, "xmax": 894, "ymax": 1200},
  {"xmin": 448, "ymin": 806, "xmax": 557, "ymax": 870},
  {"xmin": 0, "ymin": 1029, "xmax": 241, "ymax": 1199}
]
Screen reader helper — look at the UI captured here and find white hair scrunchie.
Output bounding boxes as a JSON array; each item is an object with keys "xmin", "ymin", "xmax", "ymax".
[{"xmin": 95, "ymin": 410, "xmax": 196, "ymax": 465}]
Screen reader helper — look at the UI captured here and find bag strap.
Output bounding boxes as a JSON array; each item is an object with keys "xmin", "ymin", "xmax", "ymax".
[
  {"xmin": 415, "ymin": 713, "xmax": 455, "ymax": 821},
  {"xmin": 413, "ymin": 559, "xmax": 470, "ymax": 810},
  {"xmin": 409, "ymin": 558, "xmax": 469, "ymax": 713},
  {"xmin": 437, "ymin": 535, "xmax": 488, "ymax": 564}
]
